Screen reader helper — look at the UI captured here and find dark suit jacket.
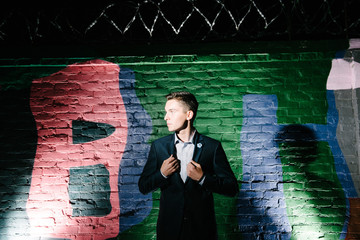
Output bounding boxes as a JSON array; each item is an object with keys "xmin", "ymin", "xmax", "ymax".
[{"xmin": 138, "ymin": 132, "xmax": 238, "ymax": 240}]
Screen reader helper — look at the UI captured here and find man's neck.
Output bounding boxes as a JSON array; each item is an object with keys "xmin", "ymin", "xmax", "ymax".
[{"xmin": 176, "ymin": 125, "xmax": 195, "ymax": 143}]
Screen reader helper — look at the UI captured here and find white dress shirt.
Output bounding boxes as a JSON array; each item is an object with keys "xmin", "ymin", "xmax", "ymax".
[
  {"xmin": 174, "ymin": 132, "xmax": 196, "ymax": 182},
  {"xmin": 160, "ymin": 131, "xmax": 205, "ymax": 184}
]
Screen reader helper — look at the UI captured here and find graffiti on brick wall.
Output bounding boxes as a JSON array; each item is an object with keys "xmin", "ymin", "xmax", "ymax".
[
  {"xmin": 26, "ymin": 60, "xmax": 152, "ymax": 239},
  {"xmin": 239, "ymin": 92, "xmax": 349, "ymax": 239},
  {"xmin": 326, "ymin": 39, "xmax": 360, "ymax": 240},
  {"xmin": 1, "ymin": 42, "xmax": 360, "ymax": 239},
  {"xmin": 236, "ymin": 39, "xmax": 360, "ymax": 239}
]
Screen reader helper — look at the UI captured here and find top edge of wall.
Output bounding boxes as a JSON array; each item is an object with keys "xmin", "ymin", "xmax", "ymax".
[{"xmin": 0, "ymin": 39, "xmax": 351, "ymax": 59}]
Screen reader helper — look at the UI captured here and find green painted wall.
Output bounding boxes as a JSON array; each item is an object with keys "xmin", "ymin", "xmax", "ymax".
[{"xmin": 0, "ymin": 40, "xmax": 358, "ymax": 239}]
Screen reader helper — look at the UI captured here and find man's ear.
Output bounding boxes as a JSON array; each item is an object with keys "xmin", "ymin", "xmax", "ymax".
[{"xmin": 187, "ymin": 110, "xmax": 194, "ymax": 121}]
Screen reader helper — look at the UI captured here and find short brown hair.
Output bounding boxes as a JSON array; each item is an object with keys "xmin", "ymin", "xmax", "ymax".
[{"xmin": 166, "ymin": 91, "xmax": 198, "ymax": 122}]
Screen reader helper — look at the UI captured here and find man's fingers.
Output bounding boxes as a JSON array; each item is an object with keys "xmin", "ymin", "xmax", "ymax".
[
  {"xmin": 174, "ymin": 160, "xmax": 180, "ymax": 169},
  {"xmin": 187, "ymin": 161, "xmax": 203, "ymax": 181},
  {"xmin": 190, "ymin": 160, "xmax": 200, "ymax": 168},
  {"xmin": 169, "ymin": 159, "xmax": 179, "ymax": 171},
  {"xmin": 170, "ymin": 160, "xmax": 178, "ymax": 168},
  {"xmin": 187, "ymin": 163, "xmax": 196, "ymax": 173},
  {"xmin": 167, "ymin": 155, "xmax": 177, "ymax": 162}
]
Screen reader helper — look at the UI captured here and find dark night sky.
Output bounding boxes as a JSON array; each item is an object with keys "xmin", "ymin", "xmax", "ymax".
[{"xmin": 0, "ymin": 0, "xmax": 359, "ymax": 48}]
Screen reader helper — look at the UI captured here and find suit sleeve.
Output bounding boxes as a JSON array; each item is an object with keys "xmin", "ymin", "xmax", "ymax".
[
  {"xmin": 202, "ymin": 142, "xmax": 239, "ymax": 197},
  {"xmin": 138, "ymin": 142, "xmax": 169, "ymax": 195}
]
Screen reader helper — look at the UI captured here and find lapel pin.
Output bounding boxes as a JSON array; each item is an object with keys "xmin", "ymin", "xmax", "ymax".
[{"xmin": 197, "ymin": 143, "xmax": 202, "ymax": 148}]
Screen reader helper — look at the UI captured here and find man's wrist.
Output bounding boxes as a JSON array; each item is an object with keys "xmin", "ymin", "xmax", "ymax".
[
  {"xmin": 160, "ymin": 170, "xmax": 168, "ymax": 179},
  {"xmin": 198, "ymin": 174, "xmax": 205, "ymax": 184}
]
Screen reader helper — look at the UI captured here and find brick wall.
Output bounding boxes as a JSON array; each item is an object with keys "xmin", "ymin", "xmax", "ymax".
[{"xmin": 0, "ymin": 40, "xmax": 359, "ymax": 239}]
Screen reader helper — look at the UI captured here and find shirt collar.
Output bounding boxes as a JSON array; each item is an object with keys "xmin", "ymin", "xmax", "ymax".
[{"xmin": 174, "ymin": 130, "xmax": 196, "ymax": 144}]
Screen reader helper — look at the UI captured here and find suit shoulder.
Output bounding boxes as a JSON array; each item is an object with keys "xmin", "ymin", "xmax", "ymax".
[
  {"xmin": 152, "ymin": 134, "xmax": 173, "ymax": 145},
  {"xmin": 199, "ymin": 134, "xmax": 221, "ymax": 145}
]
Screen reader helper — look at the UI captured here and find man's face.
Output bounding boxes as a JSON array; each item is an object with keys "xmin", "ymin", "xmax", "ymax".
[{"xmin": 164, "ymin": 99, "xmax": 191, "ymax": 132}]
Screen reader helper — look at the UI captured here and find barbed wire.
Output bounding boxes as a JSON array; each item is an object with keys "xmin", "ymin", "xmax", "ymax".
[{"xmin": 0, "ymin": 0, "xmax": 359, "ymax": 45}]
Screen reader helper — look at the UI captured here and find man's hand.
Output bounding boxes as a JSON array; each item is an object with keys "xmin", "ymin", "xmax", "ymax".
[
  {"xmin": 187, "ymin": 160, "xmax": 204, "ymax": 181},
  {"xmin": 160, "ymin": 155, "xmax": 179, "ymax": 177}
]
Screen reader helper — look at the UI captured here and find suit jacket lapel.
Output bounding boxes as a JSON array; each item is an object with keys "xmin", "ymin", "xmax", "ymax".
[
  {"xmin": 192, "ymin": 132, "xmax": 204, "ymax": 163},
  {"xmin": 167, "ymin": 134, "xmax": 184, "ymax": 185},
  {"xmin": 168, "ymin": 134, "xmax": 176, "ymax": 157},
  {"xmin": 185, "ymin": 132, "xmax": 204, "ymax": 185}
]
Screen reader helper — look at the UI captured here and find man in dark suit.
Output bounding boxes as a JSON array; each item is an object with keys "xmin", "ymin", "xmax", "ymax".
[{"xmin": 138, "ymin": 91, "xmax": 238, "ymax": 240}]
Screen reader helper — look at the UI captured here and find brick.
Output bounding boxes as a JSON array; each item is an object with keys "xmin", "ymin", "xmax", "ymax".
[{"xmin": 1, "ymin": 42, "xmax": 357, "ymax": 240}]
